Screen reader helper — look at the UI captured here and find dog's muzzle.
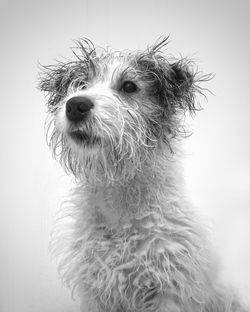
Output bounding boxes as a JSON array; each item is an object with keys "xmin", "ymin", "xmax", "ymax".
[{"xmin": 66, "ymin": 96, "xmax": 94, "ymax": 123}]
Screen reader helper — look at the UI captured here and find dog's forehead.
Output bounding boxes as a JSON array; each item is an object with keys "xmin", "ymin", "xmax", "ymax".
[
  {"xmin": 102, "ymin": 56, "xmax": 126, "ymax": 73},
  {"xmin": 92, "ymin": 53, "xmax": 135, "ymax": 82},
  {"xmin": 100, "ymin": 52, "xmax": 132, "ymax": 69}
]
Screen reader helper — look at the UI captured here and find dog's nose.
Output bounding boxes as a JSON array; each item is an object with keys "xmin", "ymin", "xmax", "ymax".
[{"xmin": 66, "ymin": 96, "xmax": 94, "ymax": 123}]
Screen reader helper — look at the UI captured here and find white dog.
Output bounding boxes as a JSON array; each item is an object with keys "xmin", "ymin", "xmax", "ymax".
[{"xmin": 39, "ymin": 38, "xmax": 247, "ymax": 312}]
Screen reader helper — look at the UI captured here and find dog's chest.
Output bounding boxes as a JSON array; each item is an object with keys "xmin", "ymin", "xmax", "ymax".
[{"xmin": 88, "ymin": 183, "xmax": 145, "ymax": 229}]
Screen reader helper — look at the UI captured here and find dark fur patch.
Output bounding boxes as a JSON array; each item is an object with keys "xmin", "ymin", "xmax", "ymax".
[
  {"xmin": 130, "ymin": 38, "xmax": 213, "ymax": 141},
  {"xmin": 135, "ymin": 38, "xmax": 212, "ymax": 116},
  {"xmin": 38, "ymin": 39, "xmax": 97, "ymax": 112}
]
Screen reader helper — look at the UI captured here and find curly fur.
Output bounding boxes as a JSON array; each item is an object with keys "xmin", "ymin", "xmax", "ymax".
[{"xmin": 39, "ymin": 38, "xmax": 248, "ymax": 312}]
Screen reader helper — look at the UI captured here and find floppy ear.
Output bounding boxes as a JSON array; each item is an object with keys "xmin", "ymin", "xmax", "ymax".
[
  {"xmin": 169, "ymin": 62, "xmax": 194, "ymax": 98},
  {"xmin": 38, "ymin": 64, "xmax": 74, "ymax": 111},
  {"xmin": 38, "ymin": 38, "xmax": 97, "ymax": 111},
  {"xmin": 166, "ymin": 60, "xmax": 199, "ymax": 115},
  {"xmin": 135, "ymin": 52, "xmax": 207, "ymax": 117},
  {"xmin": 143, "ymin": 37, "xmax": 203, "ymax": 115}
]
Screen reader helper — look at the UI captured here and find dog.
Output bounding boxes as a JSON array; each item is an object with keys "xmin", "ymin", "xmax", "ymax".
[{"xmin": 39, "ymin": 38, "xmax": 248, "ymax": 312}]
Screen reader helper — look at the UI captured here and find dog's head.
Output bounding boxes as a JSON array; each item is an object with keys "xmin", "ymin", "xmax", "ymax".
[{"xmin": 39, "ymin": 38, "xmax": 210, "ymax": 182}]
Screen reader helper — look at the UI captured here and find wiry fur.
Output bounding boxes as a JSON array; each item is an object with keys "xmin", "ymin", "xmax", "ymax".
[{"xmin": 39, "ymin": 38, "xmax": 248, "ymax": 311}]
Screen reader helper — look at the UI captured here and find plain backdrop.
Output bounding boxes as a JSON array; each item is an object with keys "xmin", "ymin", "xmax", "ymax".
[{"xmin": 0, "ymin": 0, "xmax": 249, "ymax": 311}]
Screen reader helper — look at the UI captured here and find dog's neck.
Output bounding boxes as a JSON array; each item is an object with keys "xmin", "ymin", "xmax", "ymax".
[{"xmin": 81, "ymin": 145, "xmax": 186, "ymax": 228}]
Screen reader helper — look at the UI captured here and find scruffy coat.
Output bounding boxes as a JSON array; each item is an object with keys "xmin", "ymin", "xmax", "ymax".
[{"xmin": 39, "ymin": 38, "xmax": 248, "ymax": 312}]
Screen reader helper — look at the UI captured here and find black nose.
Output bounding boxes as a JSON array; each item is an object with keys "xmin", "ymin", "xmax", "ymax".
[{"xmin": 66, "ymin": 96, "xmax": 94, "ymax": 123}]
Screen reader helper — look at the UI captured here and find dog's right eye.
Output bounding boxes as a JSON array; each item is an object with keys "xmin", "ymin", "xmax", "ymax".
[
  {"xmin": 80, "ymin": 82, "xmax": 87, "ymax": 90},
  {"xmin": 121, "ymin": 81, "xmax": 138, "ymax": 93}
]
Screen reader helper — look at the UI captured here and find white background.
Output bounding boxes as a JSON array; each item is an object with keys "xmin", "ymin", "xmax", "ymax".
[{"xmin": 0, "ymin": 0, "xmax": 249, "ymax": 311}]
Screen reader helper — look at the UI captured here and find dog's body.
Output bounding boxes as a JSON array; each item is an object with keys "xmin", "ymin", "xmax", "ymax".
[{"xmin": 39, "ymin": 38, "xmax": 247, "ymax": 311}]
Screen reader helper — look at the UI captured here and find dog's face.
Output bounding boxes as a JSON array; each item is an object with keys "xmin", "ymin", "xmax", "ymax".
[{"xmin": 39, "ymin": 38, "xmax": 207, "ymax": 182}]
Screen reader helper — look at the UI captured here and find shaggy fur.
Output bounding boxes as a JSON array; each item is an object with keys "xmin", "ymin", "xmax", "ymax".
[{"xmin": 39, "ymin": 38, "xmax": 248, "ymax": 312}]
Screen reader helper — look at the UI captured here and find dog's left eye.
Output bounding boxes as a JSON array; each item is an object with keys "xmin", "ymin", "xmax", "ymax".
[{"xmin": 121, "ymin": 81, "xmax": 138, "ymax": 93}]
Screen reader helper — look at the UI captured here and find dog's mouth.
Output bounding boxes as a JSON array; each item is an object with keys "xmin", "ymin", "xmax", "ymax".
[{"xmin": 68, "ymin": 130, "xmax": 100, "ymax": 146}]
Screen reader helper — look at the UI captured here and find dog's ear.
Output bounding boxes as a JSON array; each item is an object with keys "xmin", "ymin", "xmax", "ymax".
[
  {"xmin": 141, "ymin": 37, "xmax": 201, "ymax": 115},
  {"xmin": 38, "ymin": 64, "xmax": 74, "ymax": 111},
  {"xmin": 38, "ymin": 38, "xmax": 96, "ymax": 111},
  {"xmin": 169, "ymin": 62, "xmax": 194, "ymax": 98},
  {"xmin": 38, "ymin": 61, "xmax": 90, "ymax": 112},
  {"xmin": 135, "ymin": 51, "xmax": 205, "ymax": 116},
  {"xmin": 165, "ymin": 60, "xmax": 199, "ymax": 115}
]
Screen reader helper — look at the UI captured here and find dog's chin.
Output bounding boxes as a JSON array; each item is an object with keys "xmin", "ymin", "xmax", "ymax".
[{"xmin": 68, "ymin": 130, "xmax": 100, "ymax": 147}]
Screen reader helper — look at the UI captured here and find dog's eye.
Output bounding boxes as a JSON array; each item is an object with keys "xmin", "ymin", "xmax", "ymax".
[
  {"xmin": 121, "ymin": 81, "xmax": 137, "ymax": 93},
  {"xmin": 80, "ymin": 82, "xmax": 87, "ymax": 90}
]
